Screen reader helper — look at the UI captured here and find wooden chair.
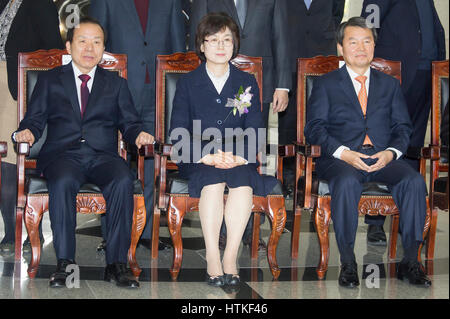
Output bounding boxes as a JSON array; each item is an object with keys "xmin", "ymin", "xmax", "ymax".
[
  {"xmin": 292, "ymin": 56, "xmax": 431, "ymax": 278},
  {"xmin": 14, "ymin": 49, "xmax": 148, "ymax": 279},
  {"xmin": 145, "ymin": 52, "xmax": 287, "ymax": 280},
  {"xmin": 423, "ymin": 60, "xmax": 449, "ymax": 259}
]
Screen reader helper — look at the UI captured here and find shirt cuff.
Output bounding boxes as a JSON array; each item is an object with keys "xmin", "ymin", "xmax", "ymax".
[
  {"xmin": 333, "ymin": 145, "xmax": 350, "ymax": 159},
  {"xmin": 386, "ymin": 147, "xmax": 402, "ymax": 160},
  {"xmin": 275, "ymin": 88, "xmax": 290, "ymax": 93}
]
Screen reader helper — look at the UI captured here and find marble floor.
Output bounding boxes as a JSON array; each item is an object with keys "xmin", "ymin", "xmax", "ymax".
[{"xmin": 0, "ymin": 197, "xmax": 448, "ymax": 301}]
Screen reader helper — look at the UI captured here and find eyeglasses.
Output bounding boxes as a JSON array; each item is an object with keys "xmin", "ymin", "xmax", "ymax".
[{"xmin": 204, "ymin": 38, "xmax": 233, "ymax": 47}]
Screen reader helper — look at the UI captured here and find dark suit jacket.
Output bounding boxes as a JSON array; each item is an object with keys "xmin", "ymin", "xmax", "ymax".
[
  {"xmin": 361, "ymin": 0, "xmax": 446, "ymax": 91},
  {"xmin": 304, "ymin": 66, "xmax": 412, "ymax": 164},
  {"xmin": 287, "ymin": 0, "xmax": 345, "ymax": 67},
  {"xmin": 0, "ymin": 0, "xmax": 63, "ymax": 100},
  {"xmin": 189, "ymin": 0, "xmax": 291, "ymax": 103},
  {"xmin": 170, "ymin": 62, "xmax": 263, "ymax": 165},
  {"xmin": 17, "ymin": 63, "xmax": 143, "ymax": 171},
  {"xmin": 90, "ymin": 0, "xmax": 186, "ymax": 128}
]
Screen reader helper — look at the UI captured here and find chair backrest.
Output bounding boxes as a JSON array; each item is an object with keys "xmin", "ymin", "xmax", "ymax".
[
  {"xmin": 296, "ymin": 56, "xmax": 402, "ymax": 145},
  {"xmin": 155, "ymin": 51, "xmax": 263, "ymax": 145},
  {"xmin": 17, "ymin": 49, "xmax": 128, "ymax": 167},
  {"xmin": 431, "ymin": 60, "xmax": 449, "ymax": 148}
]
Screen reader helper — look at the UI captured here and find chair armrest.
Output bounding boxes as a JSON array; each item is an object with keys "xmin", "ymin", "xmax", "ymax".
[
  {"xmin": 0, "ymin": 141, "xmax": 7, "ymax": 156},
  {"xmin": 277, "ymin": 144, "xmax": 296, "ymax": 157},
  {"xmin": 14, "ymin": 142, "xmax": 30, "ymax": 156},
  {"xmin": 421, "ymin": 146, "xmax": 440, "ymax": 161},
  {"xmin": 139, "ymin": 141, "xmax": 173, "ymax": 158},
  {"xmin": 295, "ymin": 142, "xmax": 321, "ymax": 158}
]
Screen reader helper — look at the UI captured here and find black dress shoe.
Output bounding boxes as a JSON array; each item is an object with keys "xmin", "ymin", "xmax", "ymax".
[
  {"xmin": 138, "ymin": 238, "xmax": 171, "ymax": 251},
  {"xmin": 104, "ymin": 263, "xmax": 140, "ymax": 288},
  {"xmin": 338, "ymin": 262, "xmax": 360, "ymax": 288},
  {"xmin": 49, "ymin": 259, "xmax": 75, "ymax": 288},
  {"xmin": 97, "ymin": 240, "xmax": 107, "ymax": 253},
  {"xmin": 206, "ymin": 274, "xmax": 225, "ymax": 287},
  {"xmin": 367, "ymin": 225, "xmax": 387, "ymax": 246},
  {"xmin": 397, "ymin": 260, "xmax": 432, "ymax": 287},
  {"xmin": 243, "ymin": 238, "xmax": 267, "ymax": 252},
  {"xmin": 224, "ymin": 273, "xmax": 240, "ymax": 286}
]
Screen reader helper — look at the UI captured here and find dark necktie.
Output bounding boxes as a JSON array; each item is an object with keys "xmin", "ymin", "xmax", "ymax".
[
  {"xmin": 79, "ymin": 74, "xmax": 91, "ymax": 118},
  {"xmin": 235, "ymin": 0, "xmax": 247, "ymax": 28}
]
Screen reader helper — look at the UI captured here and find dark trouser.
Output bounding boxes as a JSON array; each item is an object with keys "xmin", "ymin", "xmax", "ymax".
[
  {"xmin": 317, "ymin": 148, "xmax": 427, "ymax": 264},
  {"xmin": 1, "ymin": 162, "xmax": 17, "ymax": 244},
  {"xmin": 365, "ymin": 69, "xmax": 432, "ymax": 227},
  {"xmin": 44, "ymin": 143, "xmax": 134, "ymax": 264}
]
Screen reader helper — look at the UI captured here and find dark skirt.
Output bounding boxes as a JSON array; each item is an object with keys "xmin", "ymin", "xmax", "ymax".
[{"xmin": 179, "ymin": 163, "xmax": 278, "ymax": 198}]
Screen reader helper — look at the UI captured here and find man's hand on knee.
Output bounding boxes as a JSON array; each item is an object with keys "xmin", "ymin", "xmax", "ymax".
[{"xmin": 135, "ymin": 131, "xmax": 154, "ymax": 149}]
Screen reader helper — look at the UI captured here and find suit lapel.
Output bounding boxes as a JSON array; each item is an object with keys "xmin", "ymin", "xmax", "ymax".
[
  {"xmin": 84, "ymin": 67, "xmax": 106, "ymax": 117},
  {"xmin": 223, "ymin": 0, "xmax": 242, "ymax": 30},
  {"xmin": 59, "ymin": 63, "xmax": 82, "ymax": 121},
  {"xmin": 121, "ymin": 0, "xmax": 145, "ymax": 39},
  {"xmin": 338, "ymin": 66, "xmax": 365, "ymax": 118},
  {"xmin": 366, "ymin": 68, "xmax": 380, "ymax": 117},
  {"xmin": 193, "ymin": 63, "xmax": 219, "ymax": 95},
  {"xmin": 242, "ymin": 0, "xmax": 256, "ymax": 31}
]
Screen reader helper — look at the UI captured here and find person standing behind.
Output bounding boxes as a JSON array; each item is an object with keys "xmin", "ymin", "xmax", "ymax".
[
  {"xmin": 189, "ymin": 0, "xmax": 291, "ymax": 250},
  {"xmin": 280, "ymin": 0, "xmax": 345, "ymax": 196},
  {"xmin": 361, "ymin": 0, "xmax": 446, "ymax": 246},
  {"xmin": 90, "ymin": 0, "xmax": 186, "ymax": 251},
  {"xmin": 0, "ymin": 0, "xmax": 63, "ymax": 254}
]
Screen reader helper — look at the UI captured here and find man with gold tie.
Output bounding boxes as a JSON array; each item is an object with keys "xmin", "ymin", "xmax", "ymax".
[{"xmin": 304, "ymin": 17, "xmax": 431, "ymax": 289}]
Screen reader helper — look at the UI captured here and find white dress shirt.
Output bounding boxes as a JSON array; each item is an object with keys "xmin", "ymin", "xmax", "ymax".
[{"xmin": 332, "ymin": 65, "xmax": 402, "ymax": 160}]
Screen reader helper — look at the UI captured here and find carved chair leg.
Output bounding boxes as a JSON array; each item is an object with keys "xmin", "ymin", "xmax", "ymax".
[
  {"xmin": 128, "ymin": 195, "xmax": 146, "ymax": 278},
  {"xmin": 425, "ymin": 208, "xmax": 438, "ymax": 260},
  {"xmin": 290, "ymin": 206, "xmax": 302, "ymax": 259},
  {"xmin": 315, "ymin": 199, "xmax": 331, "ymax": 280},
  {"xmin": 420, "ymin": 201, "xmax": 432, "ymax": 262},
  {"xmin": 266, "ymin": 196, "xmax": 286, "ymax": 279},
  {"xmin": 24, "ymin": 197, "xmax": 45, "ymax": 279},
  {"xmin": 388, "ymin": 214, "xmax": 399, "ymax": 260},
  {"xmin": 14, "ymin": 207, "xmax": 24, "ymax": 263},
  {"xmin": 151, "ymin": 206, "xmax": 161, "ymax": 259},
  {"xmin": 168, "ymin": 197, "xmax": 186, "ymax": 280},
  {"xmin": 251, "ymin": 212, "xmax": 261, "ymax": 259}
]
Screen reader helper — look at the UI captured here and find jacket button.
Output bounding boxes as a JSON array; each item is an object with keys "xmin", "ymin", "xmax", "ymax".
[
  {"xmin": 144, "ymin": 41, "xmax": 148, "ymax": 46},
  {"xmin": 216, "ymin": 98, "xmax": 221, "ymax": 103},
  {"xmin": 217, "ymin": 120, "xmax": 222, "ymax": 125}
]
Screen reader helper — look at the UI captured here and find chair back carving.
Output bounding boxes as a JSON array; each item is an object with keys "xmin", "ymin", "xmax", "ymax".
[
  {"xmin": 18, "ymin": 49, "xmax": 128, "ymax": 165},
  {"xmin": 296, "ymin": 56, "xmax": 401, "ymax": 145}
]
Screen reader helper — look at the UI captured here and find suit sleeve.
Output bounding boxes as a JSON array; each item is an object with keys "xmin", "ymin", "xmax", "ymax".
[
  {"xmin": 117, "ymin": 78, "xmax": 144, "ymax": 145},
  {"xmin": 388, "ymin": 79, "xmax": 412, "ymax": 154},
  {"xmin": 304, "ymin": 77, "xmax": 343, "ymax": 157},
  {"xmin": 89, "ymin": 0, "xmax": 110, "ymax": 48},
  {"xmin": 170, "ymin": 0, "xmax": 187, "ymax": 53},
  {"xmin": 188, "ymin": 0, "xmax": 208, "ymax": 51},
  {"xmin": 333, "ymin": 0, "xmax": 346, "ymax": 29},
  {"xmin": 17, "ymin": 73, "xmax": 49, "ymax": 143},
  {"xmin": 32, "ymin": 0, "xmax": 64, "ymax": 50},
  {"xmin": 272, "ymin": 0, "xmax": 292, "ymax": 90}
]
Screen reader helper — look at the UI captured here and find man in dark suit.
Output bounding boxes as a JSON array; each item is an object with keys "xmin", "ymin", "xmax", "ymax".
[
  {"xmin": 280, "ymin": 0, "xmax": 345, "ymax": 200},
  {"xmin": 305, "ymin": 17, "xmax": 431, "ymax": 288},
  {"xmin": 14, "ymin": 18, "xmax": 154, "ymax": 288},
  {"xmin": 90, "ymin": 0, "xmax": 186, "ymax": 251},
  {"xmin": 361, "ymin": 0, "xmax": 446, "ymax": 246},
  {"xmin": 189, "ymin": 0, "xmax": 291, "ymax": 250}
]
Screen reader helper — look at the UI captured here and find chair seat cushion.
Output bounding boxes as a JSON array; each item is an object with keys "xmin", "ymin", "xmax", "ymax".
[
  {"xmin": 317, "ymin": 180, "xmax": 390, "ymax": 196},
  {"xmin": 434, "ymin": 176, "xmax": 448, "ymax": 193},
  {"xmin": 168, "ymin": 171, "xmax": 283, "ymax": 196},
  {"xmin": 27, "ymin": 176, "xmax": 144, "ymax": 195}
]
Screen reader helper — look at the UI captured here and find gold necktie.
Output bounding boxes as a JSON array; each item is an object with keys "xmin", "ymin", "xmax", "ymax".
[{"xmin": 355, "ymin": 75, "xmax": 372, "ymax": 146}]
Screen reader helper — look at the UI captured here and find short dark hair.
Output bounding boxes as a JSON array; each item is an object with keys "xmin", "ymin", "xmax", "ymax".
[
  {"xmin": 66, "ymin": 16, "xmax": 107, "ymax": 45},
  {"xmin": 336, "ymin": 16, "xmax": 377, "ymax": 46},
  {"xmin": 195, "ymin": 12, "xmax": 240, "ymax": 62}
]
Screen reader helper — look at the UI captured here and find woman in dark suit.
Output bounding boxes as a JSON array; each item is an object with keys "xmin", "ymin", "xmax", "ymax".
[
  {"xmin": 0, "ymin": 0, "xmax": 63, "ymax": 253},
  {"xmin": 170, "ymin": 12, "xmax": 277, "ymax": 287}
]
